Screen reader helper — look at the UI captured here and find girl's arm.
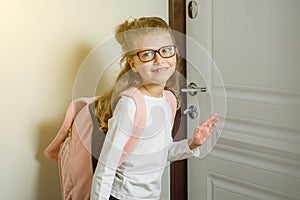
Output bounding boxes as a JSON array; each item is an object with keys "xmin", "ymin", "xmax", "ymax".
[
  {"xmin": 168, "ymin": 139, "xmax": 200, "ymax": 162},
  {"xmin": 90, "ymin": 97, "xmax": 135, "ymax": 200}
]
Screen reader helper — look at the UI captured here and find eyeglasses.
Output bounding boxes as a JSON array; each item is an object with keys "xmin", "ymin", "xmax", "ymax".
[{"xmin": 133, "ymin": 45, "xmax": 176, "ymax": 62}]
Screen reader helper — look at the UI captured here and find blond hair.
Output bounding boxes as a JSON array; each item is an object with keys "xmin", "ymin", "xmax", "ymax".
[{"xmin": 95, "ymin": 17, "xmax": 182, "ymax": 133}]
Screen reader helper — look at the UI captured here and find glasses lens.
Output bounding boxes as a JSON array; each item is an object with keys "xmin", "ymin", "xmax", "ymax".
[
  {"xmin": 136, "ymin": 45, "xmax": 176, "ymax": 62},
  {"xmin": 138, "ymin": 50, "xmax": 155, "ymax": 62},
  {"xmin": 159, "ymin": 45, "xmax": 176, "ymax": 58}
]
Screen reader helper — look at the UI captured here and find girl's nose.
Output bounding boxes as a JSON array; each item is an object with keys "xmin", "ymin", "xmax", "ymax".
[{"xmin": 153, "ymin": 52, "xmax": 164, "ymax": 63}]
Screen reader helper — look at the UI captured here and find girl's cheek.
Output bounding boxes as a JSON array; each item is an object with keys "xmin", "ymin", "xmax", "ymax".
[{"xmin": 170, "ymin": 59, "xmax": 177, "ymax": 69}]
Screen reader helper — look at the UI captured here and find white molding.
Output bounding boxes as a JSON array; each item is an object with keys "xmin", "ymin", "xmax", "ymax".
[
  {"xmin": 223, "ymin": 115, "xmax": 300, "ymax": 149},
  {"xmin": 211, "ymin": 140, "xmax": 300, "ymax": 179},
  {"xmin": 207, "ymin": 173, "xmax": 300, "ymax": 200},
  {"xmin": 220, "ymin": 121, "xmax": 300, "ymax": 157},
  {"xmin": 213, "ymin": 83, "xmax": 300, "ymax": 106}
]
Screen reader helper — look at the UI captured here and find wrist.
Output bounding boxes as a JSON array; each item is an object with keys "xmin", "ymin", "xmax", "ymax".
[{"xmin": 188, "ymin": 139, "xmax": 198, "ymax": 150}]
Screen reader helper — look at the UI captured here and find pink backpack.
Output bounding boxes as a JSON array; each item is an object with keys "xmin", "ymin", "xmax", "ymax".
[{"xmin": 44, "ymin": 88, "xmax": 177, "ymax": 200}]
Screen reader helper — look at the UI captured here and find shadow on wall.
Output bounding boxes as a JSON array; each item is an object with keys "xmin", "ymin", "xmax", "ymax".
[
  {"xmin": 36, "ymin": 119, "xmax": 62, "ymax": 200},
  {"xmin": 34, "ymin": 45, "xmax": 93, "ymax": 200}
]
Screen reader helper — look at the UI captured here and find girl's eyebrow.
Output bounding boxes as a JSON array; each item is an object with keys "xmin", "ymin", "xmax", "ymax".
[
  {"xmin": 127, "ymin": 48, "xmax": 150, "ymax": 55},
  {"xmin": 135, "ymin": 45, "xmax": 175, "ymax": 51}
]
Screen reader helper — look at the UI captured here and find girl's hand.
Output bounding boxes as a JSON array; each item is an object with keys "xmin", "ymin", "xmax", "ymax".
[{"xmin": 188, "ymin": 113, "xmax": 219, "ymax": 150}]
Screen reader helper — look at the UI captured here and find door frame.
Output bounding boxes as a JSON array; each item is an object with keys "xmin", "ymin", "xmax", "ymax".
[{"xmin": 169, "ymin": 0, "xmax": 187, "ymax": 200}]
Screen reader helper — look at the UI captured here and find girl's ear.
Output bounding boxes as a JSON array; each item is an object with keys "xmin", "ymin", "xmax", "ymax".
[
  {"xmin": 127, "ymin": 57, "xmax": 134, "ymax": 67},
  {"xmin": 128, "ymin": 57, "xmax": 137, "ymax": 72}
]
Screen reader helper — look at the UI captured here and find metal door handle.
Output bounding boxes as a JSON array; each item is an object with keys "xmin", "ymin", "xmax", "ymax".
[
  {"xmin": 183, "ymin": 105, "xmax": 198, "ymax": 119},
  {"xmin": 181, "ymin": 82, "xmax": 207, "ymax": 96}
]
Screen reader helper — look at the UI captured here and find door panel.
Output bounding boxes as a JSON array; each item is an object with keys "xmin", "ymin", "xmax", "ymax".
[{"xmin": 187, "ymin": 0, "xmax": 300, "ymax": 200}]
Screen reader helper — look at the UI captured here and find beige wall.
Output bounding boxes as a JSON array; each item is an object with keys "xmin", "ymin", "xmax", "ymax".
[{"xmin": 0, "ymin": 1, "xmax": 167, "ymax": 199}]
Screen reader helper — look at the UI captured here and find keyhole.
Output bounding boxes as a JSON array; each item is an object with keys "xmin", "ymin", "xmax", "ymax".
[{"xmin": 188, "ymin": 1, "xmax": 198, "ymax": 19}]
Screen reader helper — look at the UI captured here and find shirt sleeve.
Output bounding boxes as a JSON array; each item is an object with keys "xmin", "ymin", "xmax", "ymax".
[
  {"xmin": 90, "ymin": 96, "xmax": 136, "ymax": 200},
  {"xmin": 168, "ymin": 139, "xmax": 200, "ymax": 162}
]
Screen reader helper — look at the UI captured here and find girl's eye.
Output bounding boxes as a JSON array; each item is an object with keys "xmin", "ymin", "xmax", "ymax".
[
  {"xmin": 161, "ymin": 46, "xmax": 174, "ymax": 56},
  {"xmin": 141, "ymin": 51, "xmax": 154, "ymax": 58},
  {"xmin": 162, "ymin": 47, "xmax": 170, "ymax": 53}
]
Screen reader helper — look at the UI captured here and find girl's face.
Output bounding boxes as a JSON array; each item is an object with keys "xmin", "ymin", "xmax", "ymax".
[{"xmin": 128, "ymin": 32, "xmax": 177, "ymax": 86}]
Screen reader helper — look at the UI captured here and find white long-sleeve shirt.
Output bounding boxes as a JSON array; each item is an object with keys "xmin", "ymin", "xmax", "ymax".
[{"xmin": 91, "ymin": 94, "xmax": 199, "ymax": 200}]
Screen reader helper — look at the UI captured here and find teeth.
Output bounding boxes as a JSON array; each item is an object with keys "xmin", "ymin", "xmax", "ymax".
[{"xmin": 153, "ymin": 67, "xmax": 167, "ymax": 73}]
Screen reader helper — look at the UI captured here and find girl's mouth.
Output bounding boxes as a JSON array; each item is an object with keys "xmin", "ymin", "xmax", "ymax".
[{"xmin": 151, "ymin": 67, "xmax": 169, "ymax": 73}]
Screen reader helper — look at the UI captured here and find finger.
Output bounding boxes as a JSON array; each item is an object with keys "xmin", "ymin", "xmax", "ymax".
[
  {"xmin": 209, "ymin": 117, "xmax": 219, "ymax": 128},
  {"xmin": 211, "ymin": 114, "xmax": 218, "ymax": 123},
  {"xmin": 200, "ymin": 118, "xmax": 212, "ymax": 127},
  {"xmin": 195, "ymin": 125, "xmax": 206, "ymax": 131},
  {"xmin": 211, "ymin": 123, "xmax": 217, "ymax": 129},
  {"xmin": 209, "ymin": 124, "xmax": 217, "ymax": 133},
  {"xmin": 208, "ymin": 113, "xmax": 218, "ymax": 124},
  {"xmin": 212, "ymin": 116, "xmax": 219, "ymax": 124}
]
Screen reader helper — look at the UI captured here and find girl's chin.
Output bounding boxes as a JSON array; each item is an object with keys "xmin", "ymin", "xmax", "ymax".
[
  {"xmin": 140, "ymin": 70, "xmax": 175, "ymax": 86},
  {"xmin": 142, "ymin": 77, "xmax": 171, "ymax": 86}
]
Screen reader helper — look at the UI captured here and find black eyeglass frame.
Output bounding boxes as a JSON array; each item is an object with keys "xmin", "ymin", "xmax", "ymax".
[{"xmin": 132, "ymin": 45, "xmax": 177, "ymax": 62}]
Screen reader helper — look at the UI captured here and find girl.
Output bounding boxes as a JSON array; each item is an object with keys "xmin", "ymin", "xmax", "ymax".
[{"xmin": 91, "ymin": 17, "xmax": 218, "ymax": 200}]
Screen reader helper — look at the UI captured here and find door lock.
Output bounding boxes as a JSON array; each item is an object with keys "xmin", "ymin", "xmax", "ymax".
[
  {"xmin": 181, "ymin": 82, "xmax": 207, "ymax": 96},
  {"xmin": 183, "ymin": 105, "xmax": 198, "ymax": 119},
  {"xmin": 188, "ymin": 1, "xmax": 199, "ymax": 19}
]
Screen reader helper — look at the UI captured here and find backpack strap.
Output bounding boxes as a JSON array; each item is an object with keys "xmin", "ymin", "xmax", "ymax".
[
  {"xmin": 44, "ymin": 97, "xmax": 96, "ymax": 163},
  {"xmin": 163, "ymin": 90, "xmax": 177, "ymax": 122},
  {"xmin": 118, "ymin": 88, "xmax": 147, "ymax": 165}
]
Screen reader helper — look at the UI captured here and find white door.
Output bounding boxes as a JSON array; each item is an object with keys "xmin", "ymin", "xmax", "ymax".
[{"xmin": 186, "ymin": 0, "xmax": 300, "ymax": 200}]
